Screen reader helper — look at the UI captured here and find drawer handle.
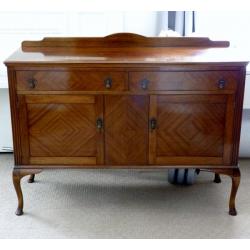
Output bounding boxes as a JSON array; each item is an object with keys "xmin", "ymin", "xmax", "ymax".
[
  {"xmin": 140, "ymin": 79, "xmax": 149, "ymax": 90},
  {"xmin": 218, "ymin": 79, "xmax": 226, "ymax": 89},
  {"xmin": 96, "ymin": 118, "xmax": 103, "ymax": 130},
  {"xmin": 27, "ymin": 78, "xmax": 37, "ymax": 89},
  {"xmin": 150, "ymin": 118, "xmax": 157, "ymax": 131},
  {"xmin": 104, "ymin": 78, "xmax": 112, "ymax": 89}
]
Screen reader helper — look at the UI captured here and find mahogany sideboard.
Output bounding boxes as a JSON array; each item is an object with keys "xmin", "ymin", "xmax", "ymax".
[{"xmin": 4, "ymin": 33, "xmax": 248, "ymax": 216}]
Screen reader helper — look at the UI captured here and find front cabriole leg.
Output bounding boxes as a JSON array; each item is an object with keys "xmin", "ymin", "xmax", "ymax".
[
  {"xmin": 208, "ymin": 168, "xmax": 241, "ymax": 216},
  {"xmin": 213, "ymin": 173, "xmax": 222, "ymax": 183},
  {"xmin": 12, "ymin": 168, "xmax": 42, "ymax": 216},
  {"xmin": 28, "ymin": 174, "xmax": 35, "ymax": 183},
  {"xmin": 228, "ymin": 168, "xmax": 241, "ymax": 216}
]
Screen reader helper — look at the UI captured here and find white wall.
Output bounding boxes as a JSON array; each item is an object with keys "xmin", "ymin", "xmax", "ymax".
[
  {"xmin": 244, "ymin": 75, "xmax": 250, "ymax": 109},
  {"xmin": 240, "ymin": 74, "xmax": 250, "ymax": 157},
  {"xmin": 240, "ymin": 109, "xmax": 250, "ymax": 157},
  {"xmin": 0, "ymin": 89, "xmax": 12, "ymax": 151}
]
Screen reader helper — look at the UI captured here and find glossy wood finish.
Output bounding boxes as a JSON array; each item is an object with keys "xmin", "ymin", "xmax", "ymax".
[
  {"xmin": 214, "ymin": 173, "xmax": 222, "ymax": 183},
  {"xmin": 21, "ymin": 33, "xmax": 230, "ymax": 49},
  {"xmin": 130, "ymin": 71, "xmax": 239, "ymax": 92},
  {"xmin": 28, "ymin": 174, "xmax": 35, "ymax": 183},
  {"xmin": 149, "ymin": 95, "xmax": 234, "ymax": 165},
  {"xmin": 105, "ymin": 95, "xmax": 149, "ymax": 165},
  {"xmin": 16, "ymin": 70, "xmax": 127, "ymax": 91},
  {"xmin": 5, "ymin": 33, "xmax": 248, "ymax": 216},
  {"xmin": 18, "ymin": 94, "xmax": 104, "ymax": 165},
  {"xmin": 5, "ymin": 33, "xmax": 247, "ymax": 65},
  {"xmin": 12, "ymin": 169, "xmax": 42, "ymax": 215}
]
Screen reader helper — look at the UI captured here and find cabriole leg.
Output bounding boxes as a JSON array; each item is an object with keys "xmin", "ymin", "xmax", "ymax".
[
  {"xmin": 12, "ymin": 168, "xmax": 42, "ymax": 216},
  {"xmin": 201, "ymin": 167, "xmax": 241, "ymax": 216},
  {"xmin": 212, "ymin": 168, "xmax": 240, "ymax": 216},
  {"xmin": 214, "ymin": 173, "xmax": 221, "ymax": 183},
  {"xmin": 228, "ymin": 168, "xmax": 241, "ymax": 216},
  {"xmin": 28, "ymin": 174, "xmax": 35, "ymax": 183},
  {"xmin": 12, "ymin": 169, "xmax": 24, "ymax": 216}
]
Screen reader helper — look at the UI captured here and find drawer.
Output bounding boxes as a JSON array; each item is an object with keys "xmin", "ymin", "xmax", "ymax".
[
  {"xmin": 16, "ymin": 71, "xmax": 127, "ymax": 91},
  {"xmin": 129, "ymin": 71, "xmax": 239, "ymax": 91}
]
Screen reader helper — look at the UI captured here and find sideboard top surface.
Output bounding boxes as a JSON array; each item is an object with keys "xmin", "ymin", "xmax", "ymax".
[{"xmin": 4, "ymin": 33, "xmax": 249, "ymax": 66}]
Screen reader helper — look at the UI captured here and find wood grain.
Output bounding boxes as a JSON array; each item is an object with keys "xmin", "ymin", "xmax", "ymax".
[
  {"xmin": 5, "ymin": 33, "xmax": 248, "ymax": 216},
  {"xmin": 4, "ymin": 34, "xmax": 248, "ymax": 66},
  {"xmin": 223, "ymin": 95, "xmax": 235, "ymax": 165},
  {"xmin": 18, "ymin": 95, "xmax": 30, "ymax": 164},
  {"xmin": 149, "ymin": 95, "xmax": 228, "ymax": 165},
  {"xmin": 19, "ymin": 95, "xmax": 104, "ymax": 165},
  {"xmin": 105, "ymin": 95, "xmax": 149, "ymax": 165},
  {"xmin": 231, "ymin": 67, "xmax": 246, "ymax": 165},
  {"xmin": 30, "ymin": 157, "xmax": 96, "ymax": 165},
  {"xmin": 130, "ymin": 71, "xmax": 239, "ymax": 92},
  {"xmin": 7, "ymin": 69, "xmax": 22, "ymax": 165},
  {"xmin": 16, "ymin": 70, "xmax": 127, "ymax": 91},
  {"xmin": 21, "ymin": 33, "xmax": 230, "ymax": 49}
]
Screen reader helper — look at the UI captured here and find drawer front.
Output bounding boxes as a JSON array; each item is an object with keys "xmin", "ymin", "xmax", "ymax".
[
  {"xmin": 16, "ymin": 71, "xmax": 127, "ymax": 91},
  {"xmin": 129, "ymin": 71, "xmax": 239, "ymax": 91}
]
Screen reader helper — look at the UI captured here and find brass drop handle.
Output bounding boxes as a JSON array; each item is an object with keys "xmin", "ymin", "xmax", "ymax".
[
  {"xmin": 218, "ymin": 79, "xmax": 226, "ymax": 89},
  {"xmin": 150, "ymin": 118, "xmax": 157, "ymax": 131},
  {"xmin": 27, "ymin": 78, "xmax": 37, "ymax": 89},
  {"xmin": 96, "ymin": 118, "xmax": 103, "ymax": 130},
  {"xmin": 140, "ymin": 78, "xmax": 149, "ymax": 90},
  {"xmin": 104, "ymin": 78, "xmax": 112, "ymax": 89}
]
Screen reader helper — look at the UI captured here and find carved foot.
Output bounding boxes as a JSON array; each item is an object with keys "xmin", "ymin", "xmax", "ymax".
[
  {"xmin": 214, "ymin": 173, "xmax": 221, "ymax": 183},
  {"xmin": 229, "ymin": 207, "xmax": 237, "ymax": 216},
  {"xmin": 195, "ymin": 168, "xmax": 200, "ymax": 175},
  {"xmin": 228, "ymin": 168, "xmax": 241, "ymax": 216},
  {"xmin": 208, "ymin": 168, "xmax": 240, "ymax": 216},
  {"xmin": 12, "ymin": 168, "xmax": 42, "ymax": 216},
  {"xmin": 28, "ymin": 174, "xmax": 35, "ymax": 183},
  {"xmin": 15, "ymin": 207, "xmax": 23, "ymax": 216}
]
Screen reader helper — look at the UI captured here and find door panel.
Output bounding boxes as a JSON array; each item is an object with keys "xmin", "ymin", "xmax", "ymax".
[
  {"xmin": 18, "ymin": 95, "xmax": 104, "ymax": 165},
  {"xmin": 149, "ymin": 94, "xmax": 234, "ymax": 165},
  {"xmin": 105, "ymin": 95, "xmax": 149, "ymax": 165}
]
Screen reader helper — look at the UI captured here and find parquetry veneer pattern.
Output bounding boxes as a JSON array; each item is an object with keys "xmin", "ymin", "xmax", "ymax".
[
  {"xmin": 105, "ymin": 95, "xmax": 148, "ymax": 165},
  {"xmin": 4, "ymin": 33, "xmax": 248, "ymax": 216}
]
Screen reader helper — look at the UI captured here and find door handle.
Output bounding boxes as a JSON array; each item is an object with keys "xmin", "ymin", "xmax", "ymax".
[
  {"xmin": 218, "ymin": 79, "xmax": 226, "ymax": 89},
  {"xmin": 150, "ymin": 118, "xmax": 157, "ymax": 131},
  {"xmin": 96, "ymin": 118, "xmax": 103, "ymax": 130},
  {"xmin": 27, "ymin": 78, "xmax": 37, "ymax": 89},
  {"xmin": 140, "ymin": 78, "xmax": 149, "ymax": 90},
  {"xmin": 104, "ymin": 78, "xmax": 112, "ymax": 89}
]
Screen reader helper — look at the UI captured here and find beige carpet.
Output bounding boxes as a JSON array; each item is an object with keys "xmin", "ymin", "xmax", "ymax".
[{"xmin": 0, "ymin": 153, "xmax": 250, "ymax": 239}]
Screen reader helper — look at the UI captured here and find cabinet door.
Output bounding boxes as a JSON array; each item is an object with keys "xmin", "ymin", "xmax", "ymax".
[
  {"xmin": 105, "ymin": 95, "xmax": 149, "ymax": 165},
  {"xmin": 149, "ymin": 95, "xmax": 234, "ymax": 165},
  {"xmin": 18, "ymin": 95, "xmax": 104, "ymax": 166}
]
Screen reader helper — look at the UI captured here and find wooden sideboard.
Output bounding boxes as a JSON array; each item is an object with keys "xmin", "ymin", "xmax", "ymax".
[{"xmin": 4, "ymin": 33, "xmax": 248, "ymax": 216}]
